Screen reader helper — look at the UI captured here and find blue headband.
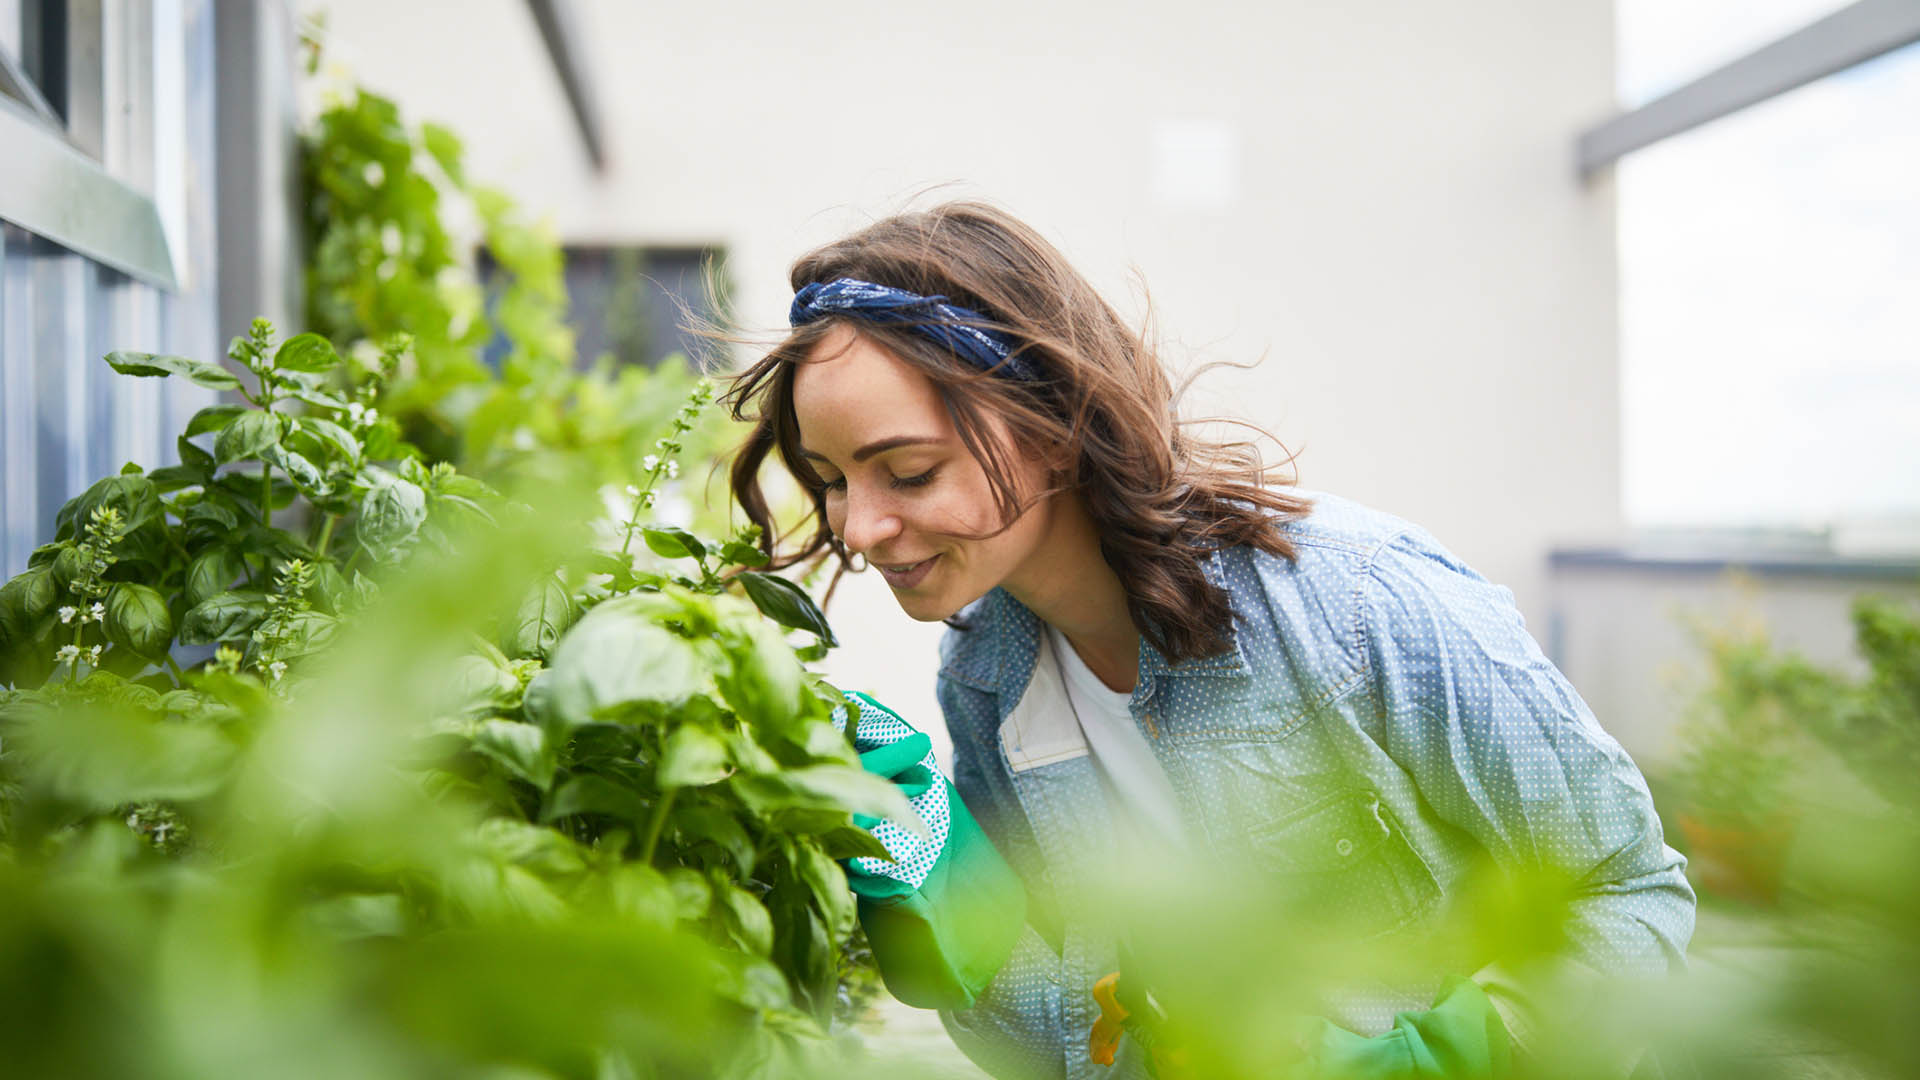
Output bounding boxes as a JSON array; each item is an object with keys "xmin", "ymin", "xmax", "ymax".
[{"xmin": 789, "ymin": 277, "xmax": 1039, "ymax": 382}]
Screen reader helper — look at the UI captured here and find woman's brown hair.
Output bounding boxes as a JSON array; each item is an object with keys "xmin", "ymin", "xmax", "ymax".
[{"xmin": 721, "ymin": 200, "xmax": 1313, "ymax": 666}]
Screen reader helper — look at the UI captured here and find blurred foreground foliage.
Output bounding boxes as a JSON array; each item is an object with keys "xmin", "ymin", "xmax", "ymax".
[{"xmin": 0, "ymin": 328, "xmax": 904, "ymax": 1078}]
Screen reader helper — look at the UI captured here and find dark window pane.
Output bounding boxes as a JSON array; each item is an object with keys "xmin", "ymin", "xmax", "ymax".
[{"xmin": 478, "ymin": 244, "xmax": 726, "ymax": 372}]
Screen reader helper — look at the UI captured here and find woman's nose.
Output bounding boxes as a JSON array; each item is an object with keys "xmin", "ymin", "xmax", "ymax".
[{"xmin": 837, "ymin": 486, "xmax": 903, "ymax": 556}]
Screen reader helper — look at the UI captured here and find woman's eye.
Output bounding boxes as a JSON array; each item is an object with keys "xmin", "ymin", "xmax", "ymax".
[
  {"xmin": 819, "ymin": 476, "xmax": 847, "ymax": 493},
  {"xmin": 891, "ymin": 468, "xmax": 937, "ymax": 490}
]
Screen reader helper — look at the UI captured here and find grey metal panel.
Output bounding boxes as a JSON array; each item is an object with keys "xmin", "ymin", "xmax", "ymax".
[
  {"xmin": 0, "ymin": 2, "xmax": 219, "ymax": 579},
  {"xmin": 0, "ymin": 224, "xmax": 29, "ymax": 575},
  {"xmin": 524, "ymin": 0, "xmax": 606, "ymax": 171},
  {"xmin": 0, "ymin": 95, "xmax": 179, "ymax": 288},
  {"xmin": 1549, "ymin": 545, "xmax": 1920, "ymax": 582},
  {"xmin": 1579, "ymin": 0, "xmax": 1920, "ymax": 176},
  {"xmin": 213, "ymin": 0, "xmax": 302, "ymax": 338}
]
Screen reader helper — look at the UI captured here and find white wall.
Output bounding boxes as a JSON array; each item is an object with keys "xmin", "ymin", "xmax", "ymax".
[{"xmin": 308, "ymin": 0, "xmax": 1621, "ymax": 758}]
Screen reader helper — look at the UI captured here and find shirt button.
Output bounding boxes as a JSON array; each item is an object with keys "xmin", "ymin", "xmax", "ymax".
[{"xmin": 1335, "ymin": 837, "xmax": 1354, "ymax": 857}]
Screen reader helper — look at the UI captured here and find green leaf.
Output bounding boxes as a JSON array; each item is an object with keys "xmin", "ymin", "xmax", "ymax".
[
  {"xmin": 509, "ymin": 574, "xmax": 574, "ymax": 660},
  {"xmin": 215, "ymin": 410, "xmax": 281, "ymax": 463},
  {"xmin": 399, "ymin": 456, "xmax": 432, "ymax": 488},
  {"xmin": 736, "ymin": 571, "xmax": 837, "ymax": 646},
  {"xmin": 540, "ymin": 773, "xmax": 647, "ymax": 824},
  {"xmin": 182, "ymin": 500, "xmax": 240, "ymax": 535},
  {"xmin": 792, "ymin": 842, "xmax": 857, "ymax": 939},
  {"xmin": 471, "ymin": 719, "xmax": 556, "ymax": 789},
  {"xmin": 643, "ymin": 527, "xmax": 705, "ymax": 561},
  {"xmin": 264, "ymin": 445, "xmax": 327, "ymax": 495},
  {"xmin": 17, "ymin": 702, "xmax": 238, "ymax": 805},
  {"xmin": 536, "ymin": 600, "xmax": 711, "ymax": 726},
  {"xmin": 816, "ymin": 823, "xmax": 892, "ymax": 861},
  {"xmin": 720, "ymin": 539, "xmax": 770, "ymax": 568},
  {"xmin": 178, "ymin": 590, "xmax": 270, "ymax": 644},
  {"xmin": 0, "ymin": 566, "xmax": 58, "ymax": 643},
  {"xmin": 145, "ymin": 465, "xmax": 205, "ymax": 493},
  {"xmin": 714, "ymin": 614, "xmax": 809, "ymax": 734},
  {"xmin": 421, "ymin": 121, "xmax": 465, "ymax": 185},
  {"xmin": 185, "ymin": 549, "xmax": 245, "ymax": 607},
  {"xmin": 434, "ymin": 473, "xmax": 497, "ymax": 500},
  {"xmin": 49, "ymin": 545, "xmax": 89, "ymax": 592},
  {"xmin": 358, "ymin": 469, "xmax": 427, "ymax": 551},
  {"xmin": 177, "ymin": 434, "xmax": 215, "ymax": 471},
  {"xmin": 281, "ymin": 385, "xmax": 351, "ymax": 412},
  {"xmin": 104, "ymin": 350, "xmax": 243, "ymax": 391},
  {"xmin": 714, "ymin": 882, "xmax": 774, "ymax": 957},
  {"xmin": 673, "ymin": 805, "xmax": 755, "ymax": 877},
  {"xmin": 104, "ymin": 583, "xmax": 173, "ymax": 658},
  {"xmin": 362, "ymin": 420, "xmax": 405, "ymax": 460},
  {"xmin": 274, "ymin": 332, "xmax": 340, "ymax": 372},
  {"xmin": 731, "ymin": 765, "xmax": 916, "ymax": 829},
  {"xmin": 665, "ymin": 867, "xmax": 712, "ymax": 920},
  {"xmin": 54, "ymin": 475, "xmax": 166, "ymax": 562},
  {"xmin": 309, "ymin": 561, "xmax": 351, "ymax": 614},
  {"xmin": 184, "ymin": 404, "xmax": 248, "ymax": 436},
  {"xmin": 657, "ymin": 725, "xmax": 731, "ymax": 789},
  {"xmin": 443, "ymin": 653, "xmax": 520, "ymax": 714},
  {"xmin": 266, "ymin": 610, "xmax": 338, "ymax": 658},
  {"xmin": 295, "ymin": 416, "xmax": 361, "ymax": 463}
]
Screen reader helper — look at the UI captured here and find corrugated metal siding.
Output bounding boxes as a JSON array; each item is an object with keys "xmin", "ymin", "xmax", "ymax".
[{"xmin": 0, "ymin": 0, "xmax": 220, "ymax": 579}]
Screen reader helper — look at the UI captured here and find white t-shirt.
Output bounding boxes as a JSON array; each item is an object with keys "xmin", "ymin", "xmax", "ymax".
[{"xmin": 1045, "ymin": 624, "xmax": 1187, "ymax": 849}]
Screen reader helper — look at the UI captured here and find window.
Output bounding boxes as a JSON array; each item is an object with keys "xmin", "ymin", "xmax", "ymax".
[
  {"xmin": 1617, "ymin": 2, "xmax": 1920, "ymax": 539},
  {"xmin": 0, "ymin": 0, "xmax": 66, "ymax": 125},
  {"xmin": 479, "ymin": 245, "xmax": 728, "ymax": 371}
]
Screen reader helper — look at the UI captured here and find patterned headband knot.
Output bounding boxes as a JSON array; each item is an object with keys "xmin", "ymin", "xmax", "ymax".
[{"xmin": 788, "ymin": 277, "xmax": 1039, "ymax": 381}]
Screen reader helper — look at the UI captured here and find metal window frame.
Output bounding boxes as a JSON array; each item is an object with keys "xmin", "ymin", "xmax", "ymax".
[
  {"xmin": 1579, "ymin": 0, "xmax": 1920, "ymax": 177},
  {"xmin": 0, "ymin": 34, "xmax": 63, "ymax": 124},
  {"xmin": 0, "ymin": 93, "xmax": 177, "ymax": 288}
]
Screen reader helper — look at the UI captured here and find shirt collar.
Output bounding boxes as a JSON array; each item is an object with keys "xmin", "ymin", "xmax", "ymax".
[{"xmin": 938, "ymin": 552, "xmax": 1249, "ymax": 699}]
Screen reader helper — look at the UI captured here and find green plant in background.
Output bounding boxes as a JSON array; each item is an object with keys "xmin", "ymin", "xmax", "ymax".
[
  {"xmin": 0, "ymin": 327, "xmax": 910, "ymax": 1076},
  {"xmin": 301, "ymin": 85, "xmax": 735, "ymax": 515},
  {"xmin": 1642, "ymin": 585, "xmax": 1920, "ymax": 1078},
  {"xmin": 1667, "ymin": 587, "xmax": 1920, "ymax": 907}
]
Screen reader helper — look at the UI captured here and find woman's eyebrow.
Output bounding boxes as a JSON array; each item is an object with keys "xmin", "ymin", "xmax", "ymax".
[{"xmin": 798, "ymin": 436, "xmax": 942, "ymax": 463}]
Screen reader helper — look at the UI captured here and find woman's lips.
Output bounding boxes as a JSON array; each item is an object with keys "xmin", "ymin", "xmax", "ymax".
[{"xmin": 877, "ymin": 554, "xmax": 939, "ymax": 590}]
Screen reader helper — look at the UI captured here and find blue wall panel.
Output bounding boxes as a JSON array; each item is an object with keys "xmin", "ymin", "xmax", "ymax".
[{"xmin": 0, "ymin": 3, "xmax": 220, "ymax": 578}]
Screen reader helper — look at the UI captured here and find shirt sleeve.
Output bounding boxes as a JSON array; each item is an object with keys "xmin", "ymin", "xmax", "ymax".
[
  {"xmin": 1359, "ymin": 527, "xmax": 1696, "ymax": 979},
  {"xmin": 932, "ymin": 671, "xmax": 1072, "ymax": 1080}
]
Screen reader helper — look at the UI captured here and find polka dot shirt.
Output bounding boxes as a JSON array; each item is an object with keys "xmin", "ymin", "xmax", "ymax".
[{"xmin": 929, "ymin": 489, "xmax": 1696, "ymax": 1080}]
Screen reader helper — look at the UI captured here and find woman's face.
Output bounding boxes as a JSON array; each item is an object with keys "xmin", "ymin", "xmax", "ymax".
[{"xmin": 790, "ymin": 325, "xmax": 1059, "ymax": 622}]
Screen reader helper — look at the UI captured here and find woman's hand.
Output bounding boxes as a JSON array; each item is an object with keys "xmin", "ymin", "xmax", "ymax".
[{"xmin": 835, "ymin": 691, "xmax": 1028, "ymax": 1011}]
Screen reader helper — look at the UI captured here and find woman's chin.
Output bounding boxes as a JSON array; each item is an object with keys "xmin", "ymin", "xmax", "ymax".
[{"xmin": 892, "ymin": 592, "xmax": 958, "ymax": 623}]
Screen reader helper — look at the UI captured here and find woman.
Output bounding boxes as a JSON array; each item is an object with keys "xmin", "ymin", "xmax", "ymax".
[{"xmin": 724, "ymin": 202, "xmax": 1693, "ymax": 1079}]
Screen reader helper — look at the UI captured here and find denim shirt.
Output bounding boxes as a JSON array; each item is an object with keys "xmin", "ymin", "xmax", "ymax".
[{"xmin": 932, "ymin": 490, "xmax": 1695, "ymax": 1080}]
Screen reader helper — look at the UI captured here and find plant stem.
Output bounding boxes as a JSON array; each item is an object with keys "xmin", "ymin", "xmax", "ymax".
[
  {"xmin": 639, "ymin": 787, "xmax": 678, "ymax": 866},
  {"xmin": 164, "ymin": 653, "xmax": 186, "ymax": 685},
  {"xmin": 314, "ymin": 514, "xmax": 337, "ymax": 557},
  {"xmin": 260, "ymin": 461, "xmax": 273, "ymax": 528}
]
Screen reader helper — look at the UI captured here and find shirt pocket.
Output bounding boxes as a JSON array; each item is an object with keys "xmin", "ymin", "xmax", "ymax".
[{"xmin": 1247, "ymin": 786, "xmax": 1442, "ymax": 940}]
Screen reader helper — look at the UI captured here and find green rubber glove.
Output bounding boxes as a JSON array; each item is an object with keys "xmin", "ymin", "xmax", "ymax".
[
  {"xmin": 1296, "ymin": 976, "xmax": 1514, "ymax": 1079},
  {"xmin": 834, "ymin": 691, "xmax": 1028, "ymax": 1011}
]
